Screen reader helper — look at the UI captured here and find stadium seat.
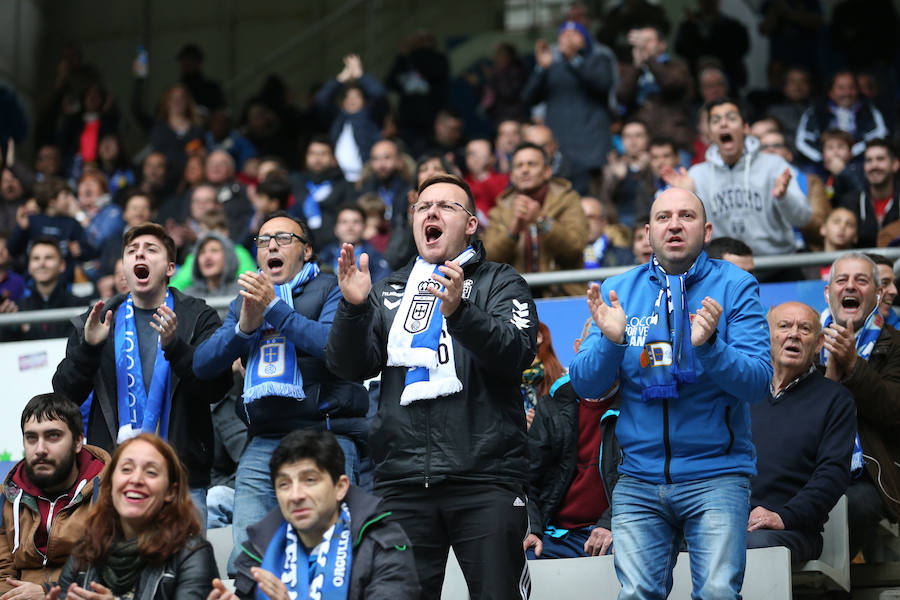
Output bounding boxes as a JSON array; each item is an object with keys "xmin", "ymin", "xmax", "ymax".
[
  {"xmin": 441, "ymin": 545, "xmax": 792, "ymax": 599},
  {"xmin": 793, "ymin": 495, "xmax": 851, "ymax": 592}
]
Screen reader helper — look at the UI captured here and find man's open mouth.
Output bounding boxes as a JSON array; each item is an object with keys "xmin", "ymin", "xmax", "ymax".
[
  {"xmin": 267, "ymin": 257, "xmax": 284, "ymax": 270},
  {"xmin": 720, "ymin": 133, "xmax": 733, "ymax": 144},
  {"xmin": 783, "ymin": 342, "xmax": 801, "ymax": 356},
  {"xmin": 133, "ymin": 264, "xmax": 150, "ymax": 282},
  {"xmin": 425, "ymin": 224, "xmax": 443, "ymax": 243},
  {"xmin": 841, "ymin": 296, "xmax": 860, "ymax": 309}
]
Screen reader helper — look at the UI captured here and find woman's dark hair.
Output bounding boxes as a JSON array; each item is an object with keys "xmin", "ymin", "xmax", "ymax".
[
  {"xmin": 73, "ymin": 434, "xmax": 199, "ymax": 566},
  {"xmin": 270, "ymin": 430, "xmax": 346, "ymax": 484}
]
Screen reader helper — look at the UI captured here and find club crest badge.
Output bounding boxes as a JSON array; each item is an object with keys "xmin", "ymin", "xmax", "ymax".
[
  {"xmin": 258, "ymin": 335, "xmax": 286, "ymax": 378},
  {"xmin": 405, "ymin": 281, "xmax": 440, "ymax": 333},
  {"xmin": 462, "ymin": 279, "xmax": 473, "ymax": 300}
]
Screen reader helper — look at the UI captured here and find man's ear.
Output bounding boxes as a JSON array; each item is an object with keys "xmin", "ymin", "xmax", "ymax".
[
  {"xmin": 166, "ymin": 261, "xmax": 177, "ymax": 279},
  {"xmin": 335, "ymin": 474, "xmax": 350, "ymax": 502}
]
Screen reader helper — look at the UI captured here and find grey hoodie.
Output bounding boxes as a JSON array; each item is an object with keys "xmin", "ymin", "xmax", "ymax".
[
  {"xmin": 688, "ymin": 135, "xmax": 812, "ymax": 256},
  {"xmin": 185, "ymin": 231, "xmax": 241, "ymax": 298}
]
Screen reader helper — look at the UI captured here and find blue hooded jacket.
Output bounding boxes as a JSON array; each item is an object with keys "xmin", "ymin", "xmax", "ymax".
[{"xmin": 570, "ymin": 250, "xmax": 772, "ymax": 484}]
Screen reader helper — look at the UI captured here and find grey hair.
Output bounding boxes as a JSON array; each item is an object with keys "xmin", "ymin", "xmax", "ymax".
[{"xmin": 827, "ymin": 251, "xmax": 879, "ymax": 287}]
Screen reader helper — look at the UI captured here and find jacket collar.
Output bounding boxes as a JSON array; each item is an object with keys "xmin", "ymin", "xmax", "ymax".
[{"xmin": 646, "ymin": 249, "xmax": 712, "ymax": 288}]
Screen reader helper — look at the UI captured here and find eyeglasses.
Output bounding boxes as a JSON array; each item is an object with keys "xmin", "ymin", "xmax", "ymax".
[
  {"xmin": 253, "ymin": 232, "xmax": 308, "ymax": 248},
  {"xmin": 412, "ymin": 200, "xmax": 475, "ymax": 218}
]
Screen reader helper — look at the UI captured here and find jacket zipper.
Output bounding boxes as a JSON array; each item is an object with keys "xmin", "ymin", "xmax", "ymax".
[
  {"xmin": 424, "ymin": 406, "xmax": 432, "ymax": 488},
  {"xmin": 663, "ymin": 398, "xmax": 672, "ymax": 484},
  {"xmin": 724, "ymin": 406, "xmax": 734, "ymax": 454}
]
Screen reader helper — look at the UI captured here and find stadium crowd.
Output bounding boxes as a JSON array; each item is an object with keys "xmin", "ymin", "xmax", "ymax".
[{"xmin": 0, "ymin": 0, "xmax": 899, "ymax": 597}]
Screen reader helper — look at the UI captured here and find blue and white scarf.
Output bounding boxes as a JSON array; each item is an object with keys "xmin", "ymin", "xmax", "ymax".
[
  {"xmin": 638, "ymin": 258, "xmax": 698, "ymax": 402},
  {"xmin": 386, "ymin": 247, "xmax": 476, "ymax": 405},
  {"xmin": 303, "ymin": 181, "xmax": 332, "ymax": 230},
  {"xmin": 115, "ymin": 292, "xmax": 174, "ymax": 443},
  {"xmin": 244, "ymin": 263, "xmax": 320, "ymax": 403},
  {"xmin": 820, "ymin": 305, "xmax": 883, "ymax": 477},
  {"xmin": 258, "ymin": 502, "xmax": 352, "ymax": 600},
  {"xmin": 583, "ymin": 235, "xmax": 609, "ymax": 269}
]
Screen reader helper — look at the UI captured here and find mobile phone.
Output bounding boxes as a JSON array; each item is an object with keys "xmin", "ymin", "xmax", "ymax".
[{"xmin": 135, "ymin": 45, "xmax": 149, "ymax": 77}]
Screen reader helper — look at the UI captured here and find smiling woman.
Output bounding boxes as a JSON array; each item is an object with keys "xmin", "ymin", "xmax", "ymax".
[{"xmin": 51, "ymin": 434, "xmax": 217, "ymax": 599}]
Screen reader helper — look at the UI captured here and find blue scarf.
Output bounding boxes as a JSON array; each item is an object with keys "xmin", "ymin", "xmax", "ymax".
[
  {"xmin": 821, "ymin": 305, "xmax": 883, "ymax": 478},
  {"xmin": 244, "ymin": 263, "xmax": 320, "ymax": 403},
  {"xmin": 638, "ymin": 258, "xmax": 697, "ymax": 402},
  {"xmin": 583, "ymin": 235, "xmax": 609, "ymax": 269},
  {"xmin": 114, "ymin": 291, "xmax": 174, "ymax": 443},
  {"xmin": 303, "ymin": 181, "xmax": 332, "ymax": 230},
  {"xmin": 258, "ymin": 502, "xmax": 352, "ymax": 600}
]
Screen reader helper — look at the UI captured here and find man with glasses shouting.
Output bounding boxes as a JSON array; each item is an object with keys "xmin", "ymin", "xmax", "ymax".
[
  {"xmin": 327, "ymin": 174, "xmax": 538, "ymax": 599},
  {"xmin": 194, "ymin": 210, "xmax": 369, "ymax": 574}
]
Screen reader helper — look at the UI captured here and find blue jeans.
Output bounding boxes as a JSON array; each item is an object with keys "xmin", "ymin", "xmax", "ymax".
[
  {"xmin": 227, "ymin": 434, "xmax": 360, "ymax": 575},
  {"xmin": 189, "ymin": 487, "xmax": 208, "ymax": 536},
  {"xmin": 612, "ymin": 474, "xmax": 750, "ymax": 600}
]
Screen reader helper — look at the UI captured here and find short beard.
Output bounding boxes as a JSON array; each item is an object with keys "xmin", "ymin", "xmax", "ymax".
[{"xmin": 24, "ymin": 443, "xmax": 78, "ymax": 493}]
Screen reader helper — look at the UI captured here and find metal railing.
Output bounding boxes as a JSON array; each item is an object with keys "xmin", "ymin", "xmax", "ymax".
[{"xmin": 0, "ymin": 247, "xmax": 898, "ymax": 327}]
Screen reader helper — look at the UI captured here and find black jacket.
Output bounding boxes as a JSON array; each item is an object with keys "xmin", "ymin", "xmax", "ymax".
[
  {"xmin": 234, "ymin": 486, "xmax": 419, "ymax": 600},
  {"xmin": 56, "ymin": 535, "xmax": 217, "ymax": 600},
  {"xmin": 836, "ymin": 184, "xmax": 900, "ymax": 248},
  {"xmin": 52, "ymin": 289, "xmax": 233, "ymax": 488},
  {"xmin": 527, "ymin": 378, "xmax": 621, "ymax": 535},
  {"xmin": 326, "ymin": 242, "xmax": 538, "ymax": 488},
  {"xmin": 288, "ymin": 168, "xmax": 356, "ymax": 249},
  {"xmin": 3, "ymin": 283, "xmax": 85, "ymax": 341},
  {"xmin": 796, "ymin": 98, "xmax": 889, "ymax": 165}
]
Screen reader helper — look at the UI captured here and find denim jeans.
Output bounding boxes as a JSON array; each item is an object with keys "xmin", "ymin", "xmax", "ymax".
[
  {"xmin": 612, "ymin": 474, "xmax": 750, "ymax": 600},
  {"xmin": 189, "ymin": 487, "xmax": 208, "ymax": 536},
  {"xmin": 227, "ymin": 433, "xmax": 360, "ymax": 575}
]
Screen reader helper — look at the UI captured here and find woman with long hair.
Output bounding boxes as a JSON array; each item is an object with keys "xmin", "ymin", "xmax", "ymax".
[
  {"xmin": 522, "ymin": 321, "xmax": 566, "ymax": 428},
  {"xmin": 49, "ymin": 434, "xmax": 217, "ymax": 599}
]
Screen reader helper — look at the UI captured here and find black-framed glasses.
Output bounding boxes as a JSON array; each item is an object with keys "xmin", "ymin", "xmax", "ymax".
[
  {"xmin": 412, "ymin": 200, "xmax": 475, "ymax": 218},
  {"xmin": 253, "ymin": 232, "xmax": 308, "ymax": 248}
]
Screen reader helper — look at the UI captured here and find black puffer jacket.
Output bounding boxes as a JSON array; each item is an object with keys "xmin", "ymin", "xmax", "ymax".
[
  {"xmin": 52, "ymin": 289, "xmax": 233, "ymax": 489},
  {"xmin": 234, "ymin": 486, "xmax": 419, "ymax": 600},
  {"xmin": 55, "ymin": 535, "xmax": 217, "ymax": 600},
  {"xmin": 326, "ymin": 242, "xmax": 538, "ymax": 488},
  {"xmin": 527, "ymin": 378, "xmax": 621, "ymax": 534}
]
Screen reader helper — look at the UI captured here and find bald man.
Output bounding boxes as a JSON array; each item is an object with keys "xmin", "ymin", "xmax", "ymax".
[
  {"xmin": 523, "ymin": 124, "xmax": 574, "ymax": 183},
  {"xmin": 570, "ymin": 187, "xmax": 771, "ymax": 598},
  {"xmin": 749, "ymin": 302, "xmax": 855, "ymax": 561}
]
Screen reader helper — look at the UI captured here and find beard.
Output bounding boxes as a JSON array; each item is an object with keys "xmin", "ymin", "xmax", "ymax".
[{"xmin": 24, "ymin": 443, "xmax": 78, "ymax": 492}]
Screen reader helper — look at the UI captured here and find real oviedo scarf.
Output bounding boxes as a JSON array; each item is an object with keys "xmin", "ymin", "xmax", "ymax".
[
  {"xmin": 386, "ymin": 246, "xmax": 476, "ymax": 405},
  {"xmin": 115, "ymin": 291, "xmax": 174, "ymax": 443},
  {"xmin": 244, "ymin": 263, "xmax": 320, "ymax": 403},
  {"xmin": 637, "ymin": 257, "xmax": 698, "ymax": 402},
  {"xmin": 258, "ymin": 502, "xmax": 352, "ymax": 600}
]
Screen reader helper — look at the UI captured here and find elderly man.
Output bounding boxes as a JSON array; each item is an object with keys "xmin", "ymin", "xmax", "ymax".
[
  {"xmin": 748, "ymin": 302, "xmax": 856, "ymax": 561},
  {"xmin": 570, "ymin": 187, "xmax": 771, "ymax": 599},
  {"xmin": 482, "ymin": 142, "xmax": 588, "ymax": 297},
  {"xmin": 822, "ymin": 251, "xmax": 900, "ymax": 558}
]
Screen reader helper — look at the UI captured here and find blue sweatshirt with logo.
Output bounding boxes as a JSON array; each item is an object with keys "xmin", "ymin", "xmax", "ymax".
[{"xmin": 570, "ymin": 251, "xmax": 772, "ymax": 484}]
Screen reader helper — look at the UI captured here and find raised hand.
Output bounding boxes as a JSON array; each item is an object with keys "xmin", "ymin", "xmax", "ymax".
[
  {"xmin": 587, "ymin": 284, "xmax": 626, "ymax": 344},
  {"xmin": 84, "ymin": 301, "xmax": 113, "ymax": 346},
  {"xmin": 150, "ymin": 304, "xmax": 178, "ymax": 350},
  {"xmin": 535, "ymin": 39, "xmax": 553, "ymax": 69},
  {"xmin": 429, "ymin": 260, "xmax": 464, "ymax": 317},
  {"xmin": 205, "ymin": 578, "xmax": 237, "ymax": 600},
  {"xmin": 337, "ymin": 243, "xmax": 371, "ymax": 305},
  {"xmin": 823, "ymin": 319, "xmax": 857, "ymax": 380},
  {"xmin": 251, "ymin": 567, "xmax": 290, "ymax": 600},
  {"xmin": 691, "ymin": 296, "xmax": 722, "ymax": 347},
  {"xmin": 772, "ymin": 167, "xmax": 792, "ymax": 199},
  {"xmin": 237, "ymin": 272, "xmax": 273, "ymax": 334},
  {"xmin": 660, "ymin": 166, "xmax": 695, "ymax": 192}
]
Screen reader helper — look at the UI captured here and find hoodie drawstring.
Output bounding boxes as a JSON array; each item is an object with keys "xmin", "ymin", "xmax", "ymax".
[{"xmin": 11, "ymin": 489, "xmax": 22, "ymax": 554}]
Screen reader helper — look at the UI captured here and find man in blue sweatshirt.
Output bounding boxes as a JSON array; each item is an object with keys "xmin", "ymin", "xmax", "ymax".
[{"xmin": 570, "ymin": 187, "xmax": 772, "ymax": 599}]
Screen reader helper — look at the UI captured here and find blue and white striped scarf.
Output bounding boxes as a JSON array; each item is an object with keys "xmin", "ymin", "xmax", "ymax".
[{"xmin": 243, "ymin": 263, "xmax": 320, "ymax": 403}]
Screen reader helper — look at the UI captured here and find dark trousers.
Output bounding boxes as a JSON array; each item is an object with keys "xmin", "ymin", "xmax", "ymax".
[
  {"xmin": 378, "ymin": 480, "xmax": 530, "ymax": 600},
  {"xmin": 847, "ymin": 476, "xmax": 888, "ymax": 558},
  {"xmin": 746, "ymin": 528, "xmax": 823, "ymax": 562}
]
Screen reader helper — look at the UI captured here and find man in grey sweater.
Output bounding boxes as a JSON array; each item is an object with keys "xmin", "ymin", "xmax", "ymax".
[{"xmin": 665, "ymin": 98, "xmax": 812, "ymax": 258}]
